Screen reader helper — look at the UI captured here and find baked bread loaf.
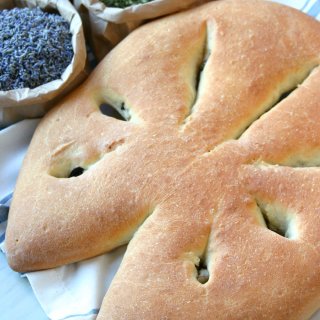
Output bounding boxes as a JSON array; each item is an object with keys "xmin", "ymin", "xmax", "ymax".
[{"xmin": 6, "ymin": 0, "xmax": 320, "ymax": 319}]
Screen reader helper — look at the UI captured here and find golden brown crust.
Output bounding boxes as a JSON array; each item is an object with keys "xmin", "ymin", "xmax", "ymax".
[{"xmin": 5, "ymin": 0, "xmax": 320, "ymax": 319}]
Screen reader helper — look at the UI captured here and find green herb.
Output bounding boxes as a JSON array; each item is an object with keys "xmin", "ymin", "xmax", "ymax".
[{"xmin": 100, "ymin": 0, "xmax": 153, "ymax": 8}]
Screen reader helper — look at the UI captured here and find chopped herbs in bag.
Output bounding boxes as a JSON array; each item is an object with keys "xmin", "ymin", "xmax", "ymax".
[
  {"xmin": 0, "ymin": 7, "xmax": 73, "ymax": 91},
  {"xmin": 100, "ymin": 0, "xmax": 153, "ymax": 8}
]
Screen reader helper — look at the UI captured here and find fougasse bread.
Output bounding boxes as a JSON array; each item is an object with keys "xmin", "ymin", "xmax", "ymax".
[{"xmin": 5, "ymin": 0, "xmax": 320, "ymax": 319}]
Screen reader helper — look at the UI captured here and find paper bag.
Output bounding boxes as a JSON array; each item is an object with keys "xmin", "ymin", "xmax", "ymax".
[
  {"xmin": 74, "ymin": 0, "xmax": 209, "ymax": 62},
  {"xmin": 0, "ymin": 0, "xmax": 88, "ymax": 127}
]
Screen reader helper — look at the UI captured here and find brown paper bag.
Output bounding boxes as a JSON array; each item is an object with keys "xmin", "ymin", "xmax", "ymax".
[
  {"xmin": 0, "ymin": 0, "xmax": 88, "ymax": 126},
  {"xmin": 74, "ymin": 0, "xmax": 209, "ymax": 62}
]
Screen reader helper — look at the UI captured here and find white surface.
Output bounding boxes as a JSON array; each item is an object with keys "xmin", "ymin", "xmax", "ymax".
[
  {"xmin": 27, "ymin": 246, "xmax": 126, "ymax": 320},
  {"xmin": 0, "ymin": 251, "xmax": 48, "ymax": 320}
]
